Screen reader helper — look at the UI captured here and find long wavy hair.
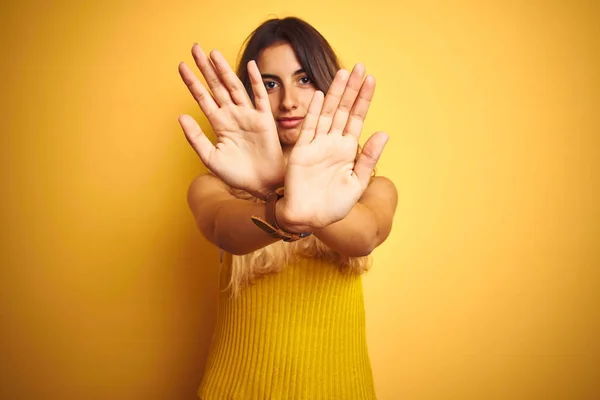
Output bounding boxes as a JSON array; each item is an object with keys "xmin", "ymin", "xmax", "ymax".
[{"xmin": 227, "ymin": 17, "xmax": 373, "ymax": 296}]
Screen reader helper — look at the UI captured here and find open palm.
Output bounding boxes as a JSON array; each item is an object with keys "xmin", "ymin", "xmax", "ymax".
[
  {"xmin": 279, "ymin": 65, "xmax": 389, "ymax": 230},
  {"xmin": 178, "ymin": 44, "xmax": 284, "ymax": 199}
]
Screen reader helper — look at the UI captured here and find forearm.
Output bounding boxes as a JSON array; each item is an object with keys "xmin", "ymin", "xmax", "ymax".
[
  {"xmin": 313, "ymin": 202, "xmax": 379, "ymax": 257},
  {"xmin": 213, "ymin": 198, "xmax": 280, "ymax": 255}
]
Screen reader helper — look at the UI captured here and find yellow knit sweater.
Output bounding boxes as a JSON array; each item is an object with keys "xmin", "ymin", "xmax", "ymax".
[{"xmin": 198, "ymin": 253, "xmax": 377, "ymax": 400}]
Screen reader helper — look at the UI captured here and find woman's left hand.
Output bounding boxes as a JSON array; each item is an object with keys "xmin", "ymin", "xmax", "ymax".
[{"xmin": 277, "ymin": 65, "xmax": 389, "ymax": 232}]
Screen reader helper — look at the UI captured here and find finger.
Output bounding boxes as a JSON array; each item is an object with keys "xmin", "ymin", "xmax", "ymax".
[
  {"xmin": 191, "ymin": 44, "xmax": 233, "ymax": 107},
  {"xmin": 210, "ymin": 49, "xmax": 252, "ymax": 107},
  {"xmin": 178, "ymin": 114, "xmax": 215, "ymax": 167},
  {"xmin": 178, "ymin": 62, "xmax": 219, "ymax": 117},
  {"xmin": 315, "ymin": 69, "xmax": 350, "ymax": 136},
  {"xmin": 329, "ymin": 64, "xmax": 366, "ymax": 134},
  {"xmin": 353, "ymin": 131, "xmax": 389, "ymax": 187},
  {"xmin": 343, "ymin": 75, "xmax": 376, "ymax": 141},
  {"xmin": 248, "ymin": 60, "xmax": 271, "ymax": 113},
  {"xmin": 296, "ymin": 91, "xmax": 325, "ymax": 146}
]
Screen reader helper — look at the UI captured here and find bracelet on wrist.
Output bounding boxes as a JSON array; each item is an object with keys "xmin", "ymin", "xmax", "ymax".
[{"xmin": 250, "ymin": 189, "xmax": 312, "ymax": 242}]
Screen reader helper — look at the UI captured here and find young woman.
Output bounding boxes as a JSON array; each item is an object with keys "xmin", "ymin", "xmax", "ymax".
[{"xmin": 178, "ymin": 16, "xmax": 397, "ymax": 400}]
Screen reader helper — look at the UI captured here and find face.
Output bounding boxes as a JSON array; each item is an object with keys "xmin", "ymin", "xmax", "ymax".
[{"xmin": 256, "ymin": 42, "xmax": 316, "ymax": 147}]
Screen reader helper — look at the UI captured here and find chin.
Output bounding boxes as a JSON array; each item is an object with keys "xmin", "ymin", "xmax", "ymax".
[{"xmin": 278, "ymin": 128, "xmax": 301, "ymax": 146}]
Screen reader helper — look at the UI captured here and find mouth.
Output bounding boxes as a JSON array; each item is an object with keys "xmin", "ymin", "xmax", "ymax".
[{"xmin": 277, "ymin": 117, "xmax": 304, "ymax": 129}]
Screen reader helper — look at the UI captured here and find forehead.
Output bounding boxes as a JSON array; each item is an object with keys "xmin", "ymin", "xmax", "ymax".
[{"xmin": 256, "ymin": 42, "xmax": 302, "ymax": 75}]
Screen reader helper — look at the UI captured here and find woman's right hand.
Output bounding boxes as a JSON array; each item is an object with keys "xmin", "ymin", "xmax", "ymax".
[{"xmin": 178, "ymin": 44, "xmax": 285, "ymax": 199}]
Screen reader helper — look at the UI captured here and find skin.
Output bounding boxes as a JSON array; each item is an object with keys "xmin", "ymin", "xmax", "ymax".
[
  {"xmin": 256, "ymin": 43, "xmax": 391, "ymax": 232},
  {"xmin": 178, "ymin": 41, "xmax": 398, "ymax": 256},
  {"xmin": 178, "ymin": 45, "xmax": 285, "ymax": 200},
  {"xmin": 256, "ymin": 42, "xmax": 317, "ymax": 151}
]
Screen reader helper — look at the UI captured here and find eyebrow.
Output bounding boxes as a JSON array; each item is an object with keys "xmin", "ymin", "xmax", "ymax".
[{"xmin": 260, "ymin": 68, "xmax": 305, "ymax": 80}]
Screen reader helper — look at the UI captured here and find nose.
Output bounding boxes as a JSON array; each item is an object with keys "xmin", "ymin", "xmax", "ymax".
[{"xmin": 279, "ymin": 86, "xmax": 298, "ymax": 112}]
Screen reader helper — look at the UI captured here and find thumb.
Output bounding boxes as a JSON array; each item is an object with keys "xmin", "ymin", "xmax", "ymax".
[
  {"xmin": 178, "ymin": 114, "xmax": 214, "ymax": 165},
  {"xmin": 353, "ymin": 131, "xmax": 389, "ymax": 186}
]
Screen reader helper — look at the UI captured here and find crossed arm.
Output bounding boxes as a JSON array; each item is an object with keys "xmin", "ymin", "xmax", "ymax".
[
  {"xmin": 188, "ymin": 174, "xmax": 397, "ymax": 257},
  {"xmin": 180, "ymin": 44, "xmax": 397, "ymax": 257}
]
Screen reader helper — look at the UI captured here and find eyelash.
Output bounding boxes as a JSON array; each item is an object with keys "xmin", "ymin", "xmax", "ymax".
[{"xmin": 263, "ymin": 76, "xmax": 312, "ymax": 91}]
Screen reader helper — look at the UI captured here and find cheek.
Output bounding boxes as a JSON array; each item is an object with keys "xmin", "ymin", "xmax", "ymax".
[
  {"xmin": 267, "ymin": 92, "xmax": 278, "ymax": 112},
  {"xmin": 299, "ymin": 88, "xmax": 316, "ymax": 109}
]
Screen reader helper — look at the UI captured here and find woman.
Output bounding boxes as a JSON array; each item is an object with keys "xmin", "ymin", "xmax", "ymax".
[{"xmin": 178, "ymin": 16, "xmax": 397, "ymax": 400}]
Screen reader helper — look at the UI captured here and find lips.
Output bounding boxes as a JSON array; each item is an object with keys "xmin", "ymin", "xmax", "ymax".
[{"xmin": 277, "ymin": 117, "xmax": 304, "ymax": 129}]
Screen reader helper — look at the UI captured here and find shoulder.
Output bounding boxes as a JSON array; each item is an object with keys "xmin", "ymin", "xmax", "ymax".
[
  {"xmin": 362, "ymin": 175, "xmax": 397, "ymax": 202},
  {"xmin": 186, "ymin": 173, "xmax": 239, "ymax": 243},
  {"xmin": 358, "ymin": 175, "xmax": 398, "ymax": 246},
  {"xmin": 187, "ymin": 173, "xmax": 235, "ymax": 214},
  {"xmin": 188, "ymin": 172, "xmax": 232, "ymax": 199},
  {"xmin": 189, "ymin": 171, "xmax": 225, "ymax": 189},
  {"xmin": 359, "ymin": 175, "xmax": 398, "ymax": 221}
]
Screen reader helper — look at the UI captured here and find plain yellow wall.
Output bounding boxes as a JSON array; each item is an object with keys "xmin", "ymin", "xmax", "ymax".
[{"xmin": 1, "ymin": 1, "xmax": 598, "ymax": 399}]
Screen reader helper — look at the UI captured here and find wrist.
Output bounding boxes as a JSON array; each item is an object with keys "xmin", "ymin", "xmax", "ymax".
[
  {"xmin": 275, "ymin": 198, "xmax": 312, "ymax": 234},
  {"xmin": 251, "ymin": 176, "xmax": 285, "ymax": 201},
  {"xmin": 250, "ymin": 192, "xmax": 312, "ymax": 243},
  {"xmin": 253, "ymin": 186, "xmax": 277, "ymax": 202}
]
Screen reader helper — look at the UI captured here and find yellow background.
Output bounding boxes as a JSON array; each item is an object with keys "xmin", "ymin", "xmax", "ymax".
[{"xmin": 1, "ymin": 1, "xmax": 598, "ymax": 399}]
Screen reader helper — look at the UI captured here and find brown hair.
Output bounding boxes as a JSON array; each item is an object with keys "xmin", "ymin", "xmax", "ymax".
[{"xmin": 236, "ymin": 17, "xmax": 342, "ymax": 102}]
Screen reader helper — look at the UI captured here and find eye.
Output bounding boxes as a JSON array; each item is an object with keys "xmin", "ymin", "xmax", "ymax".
[
  {"xmin": 264, "ymin": 81, "xmax": 279, "ymax": 90},
  {"xmin": 299, "ymin": 76, "xmax": 312, "ymax": 85}
]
